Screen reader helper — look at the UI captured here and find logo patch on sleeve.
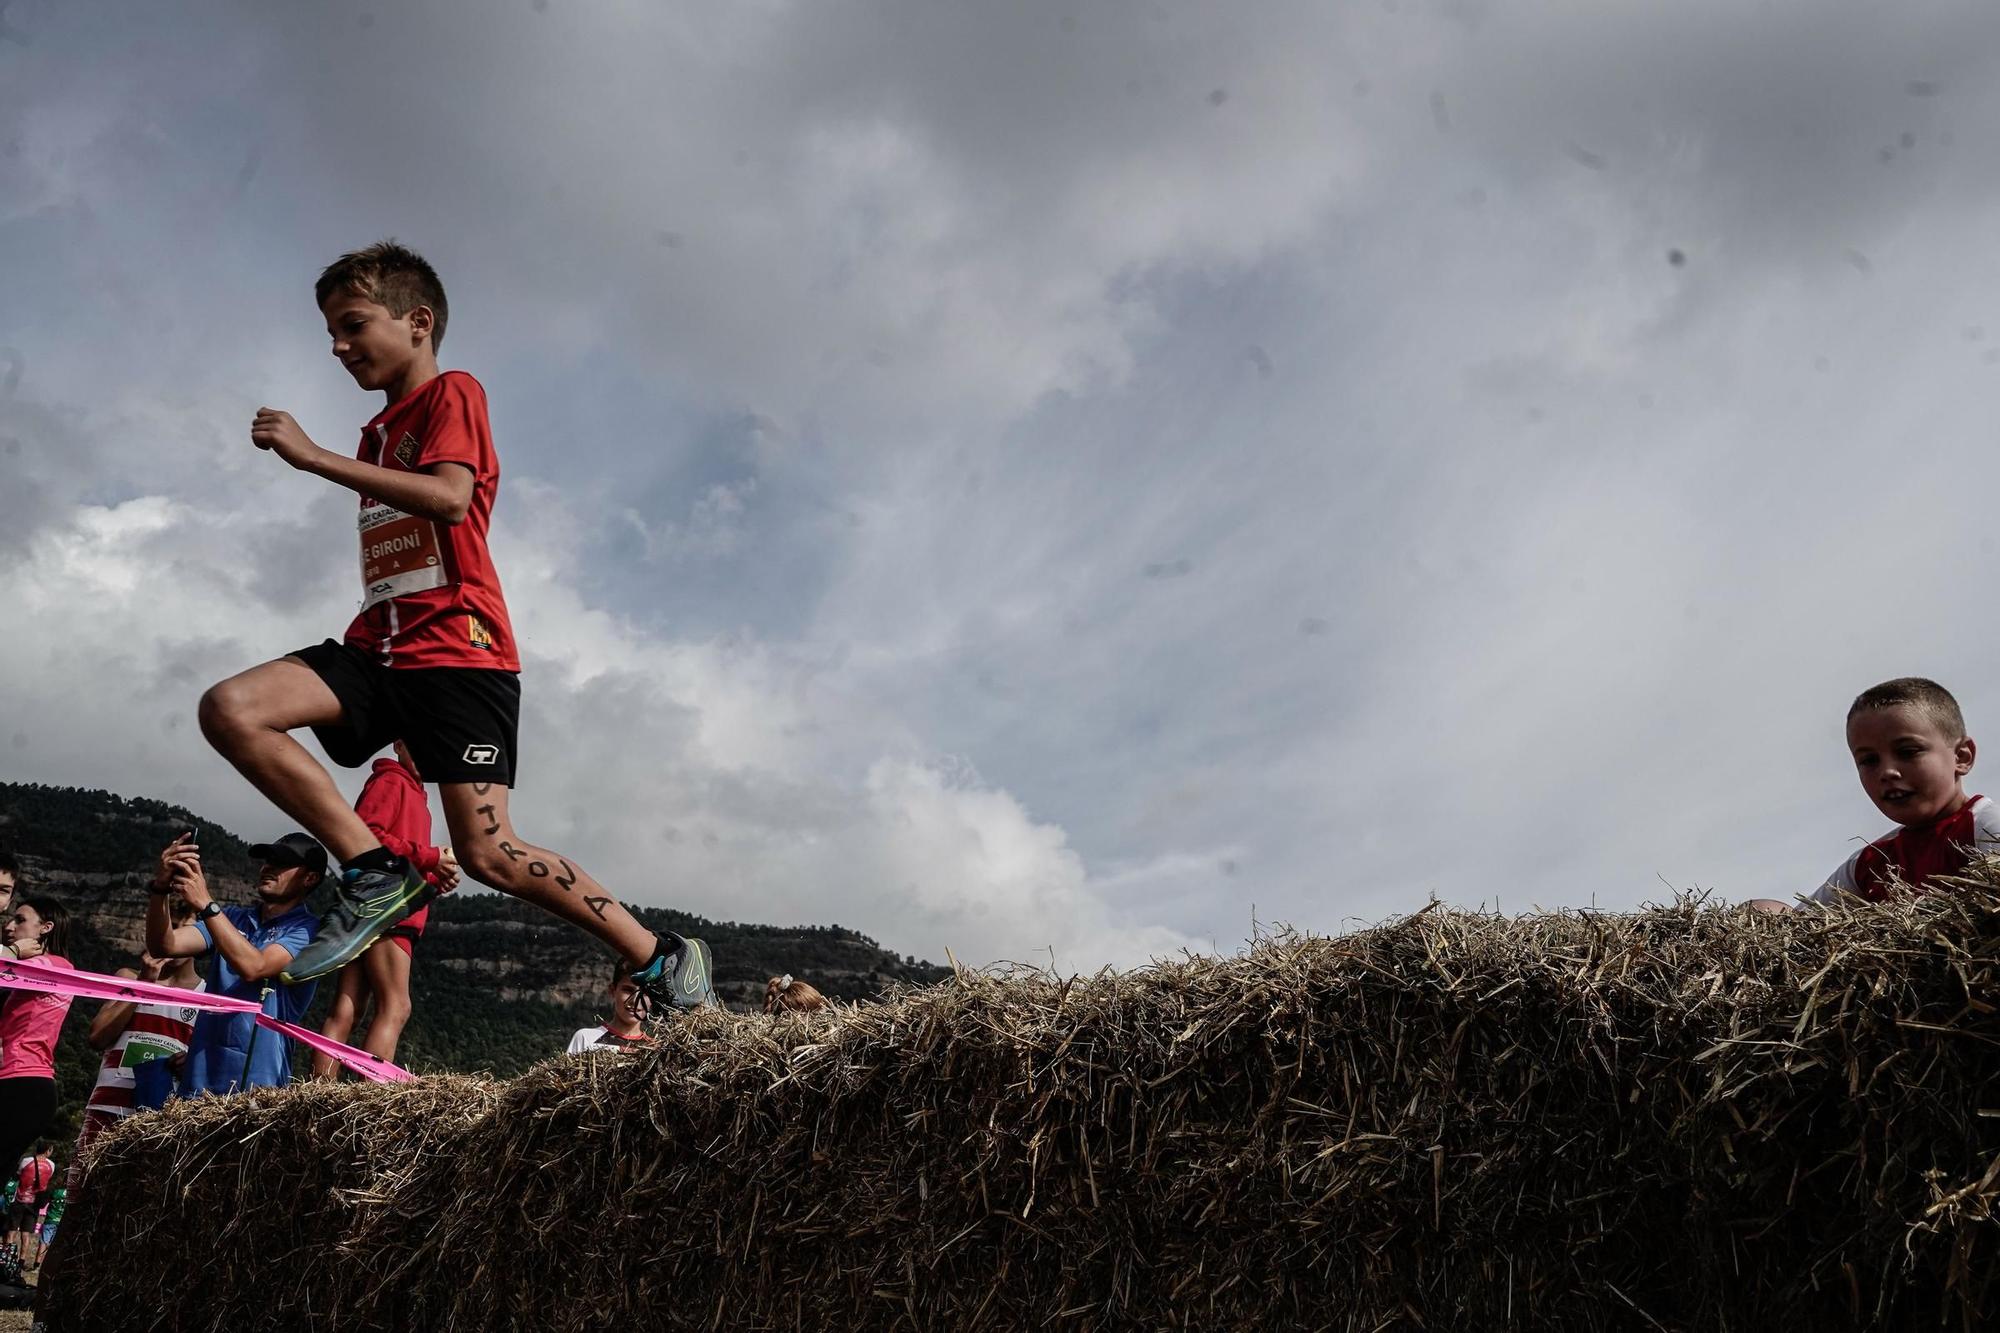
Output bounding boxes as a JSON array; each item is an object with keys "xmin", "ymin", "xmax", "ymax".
[
  {"xmin": 468, "ymin": 615, "xmax": 494, "ymax": 650},
  {"xmin": 393, "ymin": 432, "xmax": 419, "ymax": 467},
  {"xmin": 463, "ymin": 744, "xmax": 499, "ymax": 765}
]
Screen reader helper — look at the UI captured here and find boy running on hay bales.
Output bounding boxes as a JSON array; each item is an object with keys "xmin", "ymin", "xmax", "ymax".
[
  {"xmin": 1752, "ymin": 677, "xmax": 1998, "ymax": 910},
  {"xmin": 197, "ymin": 240, "xmax": 713, "ymax": 1013}
]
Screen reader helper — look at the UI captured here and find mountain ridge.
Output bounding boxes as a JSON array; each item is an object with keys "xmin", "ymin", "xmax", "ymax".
[{"xmin": 0, "ymin": 781, "xmax": 952, "ymax": 1142}]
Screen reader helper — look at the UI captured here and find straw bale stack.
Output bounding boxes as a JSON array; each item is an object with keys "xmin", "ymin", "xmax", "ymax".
[{"xmin": 39, "ymin": 886, "xmax": 2000, "ymax": 1331}]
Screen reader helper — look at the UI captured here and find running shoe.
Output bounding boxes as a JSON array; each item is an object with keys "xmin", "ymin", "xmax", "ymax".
[
  {"xmin": 631, "ymin": 933, "xmax": 716, "ymax": 1012},
  {"xmin": 280, "ymin": 857, "xmax": 436, "ymax": 983}
]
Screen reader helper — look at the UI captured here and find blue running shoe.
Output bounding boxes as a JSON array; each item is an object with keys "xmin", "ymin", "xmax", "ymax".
[
  {"xmin": 631, "ymin": 933, "xmax": 715, "ymax": 1012},
  {"xmin": 280, "ymin": 857, "xmax": 435, "ymax": 984}
]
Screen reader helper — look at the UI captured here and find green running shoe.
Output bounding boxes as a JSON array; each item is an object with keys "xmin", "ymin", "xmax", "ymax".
[
  {"xmin": 280, "ymin": 858, "xmax": 436, "ymax": 984},
  {"xmin": 631, "ymin": 933, "xmax": 715, "ymax": 1012}
]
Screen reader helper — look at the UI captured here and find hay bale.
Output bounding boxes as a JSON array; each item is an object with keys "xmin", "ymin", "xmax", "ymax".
[
  {"xmin": 45, "ymin": 1076, "xmax": 502, "ymax": 1331},
  {"xmin": 38, "ymin": 889, "xmax": 2000, "ymax": 1331}
]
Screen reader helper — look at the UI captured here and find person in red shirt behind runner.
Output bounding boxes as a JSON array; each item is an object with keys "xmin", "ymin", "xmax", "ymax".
[
  {"xmin": 315, "ymin": 741, "xmax": 459, "ymax": 1075},
  {"xmin": 196, "ymin": 240, "xmax": 712, "ymax": 1012}
]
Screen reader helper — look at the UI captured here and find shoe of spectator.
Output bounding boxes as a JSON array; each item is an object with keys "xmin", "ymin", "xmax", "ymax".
[
  {"xmin": 632, "ymin": 934, "xmax": 715, "ymax": 1012},
  {"xmin": 281, "ymin": 858, "xmax": 435, "ymax": 983}
]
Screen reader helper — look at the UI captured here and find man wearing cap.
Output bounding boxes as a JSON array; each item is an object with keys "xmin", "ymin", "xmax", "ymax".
[{"xmin": 146, "ymin": 831, "xmax": 324, "ymax": 1094}]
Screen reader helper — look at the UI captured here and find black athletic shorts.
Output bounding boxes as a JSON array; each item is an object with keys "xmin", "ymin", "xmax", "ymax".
[{"xmin": 289, "ymin": 639, "xmax": 521, "ymax": 787}]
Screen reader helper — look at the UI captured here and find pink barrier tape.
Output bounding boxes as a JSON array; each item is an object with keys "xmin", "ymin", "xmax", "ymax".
[
  {"xmin": 0, "ymin": 956, "xmax": 414, "ymax": 1082},
  {"xmin": 0, "ymin": 957, "xmax": 258, "ymax": 1012},
  {"xmin": 256, "ymin": 1016, "xmax": 414, "ymax": 1083}
]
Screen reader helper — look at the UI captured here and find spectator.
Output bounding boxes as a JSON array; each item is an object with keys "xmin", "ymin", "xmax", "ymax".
[
  {"xmin": 35, "ymin": 1186, "xmax": 63, "ymax": 1261},
  {"xmin": 1812, "ymin": 677, "xmax": 1996, "ymax": 902},
  {"xmin": 0, "ymin": 898, "xmax": 74, "ymax": 1174},
  {"xmin": 0, "ymin": 847, "xmax": 16, "ymax": 917},
  {"xmin": 764, "ymin": 974, "xmax": 828, "ymax": 1015},
  {"xmin": 8, "ymin": 1143, "xmax": 50, "ymax": 1269},
  {"xmin": 146, "ymin": 832, "xmax": 322, "ymax": 1094},
  {"xmin": 67, "ymin": 931, "xmax": 205, "ymax": 1190},
  {"xmin": 567, "ymin": 962, "xmax": 654, "ymax": 1053},
  {"xmin": 315, "ymin": 742, "xmax": 457, "ymax": 1077}
]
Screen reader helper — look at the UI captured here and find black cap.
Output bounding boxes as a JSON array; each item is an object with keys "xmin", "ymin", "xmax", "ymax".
[{"xmin": 246, "ymin": 833, "xmax": 329, "ymax": 875}]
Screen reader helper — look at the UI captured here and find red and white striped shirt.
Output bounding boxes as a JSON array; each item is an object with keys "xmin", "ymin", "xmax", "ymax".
[{"xmin": 84, "ymin": 984, "xmax": 204, "ymax": 1118}]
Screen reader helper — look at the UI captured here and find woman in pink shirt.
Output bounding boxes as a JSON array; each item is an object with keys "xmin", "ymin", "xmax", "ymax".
[{"xmin": 0, "ymin": 897, "xmax": 74, "ymax": 1173}]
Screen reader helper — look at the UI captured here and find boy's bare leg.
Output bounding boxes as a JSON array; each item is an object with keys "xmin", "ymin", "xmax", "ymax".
[
  {"xmin": 359, "ymin": 940, "xmax": 414, "ymax": 1062},
  {"xmin": 313, "ymin": 964, "xmax": 368, "ymax": 1080},
  {"xmin": 198, "ymin": 659, "xmax": 381, "ymax": 863},
  {"xmin": 439, "ymin": 783, "xmax": 655, "ymax": 965}
]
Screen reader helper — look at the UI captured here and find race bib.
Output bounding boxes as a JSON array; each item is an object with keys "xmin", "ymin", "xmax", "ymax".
[
  {"xmin": 359, "ymin": 500, "xmax": 447, "ymax": 609},
  {"xmin": 120, "ymin": 1034, "xmax": 179, "ymax": 1069}
]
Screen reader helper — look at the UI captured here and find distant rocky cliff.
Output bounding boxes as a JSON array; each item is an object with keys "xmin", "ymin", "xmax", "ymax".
[{"xmin": 0, "ymin": 782, "xmax": 951, "ymax": 1136}]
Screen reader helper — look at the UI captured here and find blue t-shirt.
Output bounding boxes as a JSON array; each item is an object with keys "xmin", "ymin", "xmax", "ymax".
[{"xmin": 179, "ymin": 904, "xmax": 319, "ymax": 1096}]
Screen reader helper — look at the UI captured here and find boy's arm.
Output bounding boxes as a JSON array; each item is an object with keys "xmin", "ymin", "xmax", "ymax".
[
  {"xmin": 250, "ymin": 409, "xmax": 473, "ymax": 525},
  {"xmin": 1806, "ymin": 849, "xmax": 1863, "ymax": 905},
  {"xmin": 86, "ymin": 967, "xmax": 144, "ymax": 1051},
  {"xmin": 166, "ymin": 871, "xmax": 295, "ymax": 982},
  {"xmin": 146, "ymin": 840, "xmax": 210, "ymax": 958}
]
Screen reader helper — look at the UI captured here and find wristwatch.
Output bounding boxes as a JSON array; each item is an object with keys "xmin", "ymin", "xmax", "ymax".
[{"xmin": 198, "ymin": 901, "xmax": 225, "ymax": 922}]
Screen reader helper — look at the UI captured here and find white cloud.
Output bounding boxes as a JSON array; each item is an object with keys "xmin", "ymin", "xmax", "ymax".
[
  {"xmin": 0, "ymin": 475, "xmax": 1198, "ymax": 968},
  {"xmin": 9, "ymin": 0, "xmax": 2000, "ymax": 972}
]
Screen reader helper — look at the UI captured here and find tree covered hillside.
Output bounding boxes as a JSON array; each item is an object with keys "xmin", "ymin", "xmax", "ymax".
[{"xmin": 0, "ymin": 782, "xmax": 951, "ymax": 1144}]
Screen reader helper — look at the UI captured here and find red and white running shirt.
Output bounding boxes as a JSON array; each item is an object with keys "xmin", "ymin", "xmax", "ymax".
[
  {"xmin": 83, "ymin": 984, "xmax": 204, "ymax": 1119},
  {"xmin": 342, "ymin": 370, "xmax": 520, "ymax": 671},
  {"xmin": 1811, "ymin": 794, "xmax": 2000, "ymax": 903}
]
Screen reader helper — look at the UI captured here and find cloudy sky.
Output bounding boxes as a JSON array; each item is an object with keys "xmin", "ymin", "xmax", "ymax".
[{"xmin": 4, "ymin": 0, "xmax": 1998, "ymax": 970}]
